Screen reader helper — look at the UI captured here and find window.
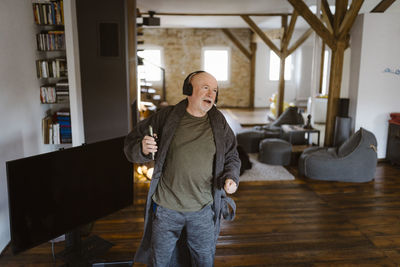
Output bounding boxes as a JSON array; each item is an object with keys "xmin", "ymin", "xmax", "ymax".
[
  {"xmin": 269, "ymin": 51, "xmax": 292, "ymax": 81},
  {"xmin": 202, "ymin": 48, "xmax": 229, "ymax": 81},
  {"xmin": 321, "ymin": 50, "xmax": 330, "ymax": 95},
  {"xmin": 137, "ymin": 49, "xmax": 162, "ymax": 81}
]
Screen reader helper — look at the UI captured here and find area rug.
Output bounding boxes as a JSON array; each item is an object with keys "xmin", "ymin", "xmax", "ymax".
[{"xmin": 239, "ymin": 153, "xmax": 295, "ymax": 181}]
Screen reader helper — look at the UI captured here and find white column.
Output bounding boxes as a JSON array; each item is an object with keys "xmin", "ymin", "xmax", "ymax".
[{"xmin": 64, "ymin": 0, "xmax": 85, "ymax": 146}]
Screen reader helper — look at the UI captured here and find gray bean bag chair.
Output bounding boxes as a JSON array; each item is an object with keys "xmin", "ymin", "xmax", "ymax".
[
  {"xmin": 236, "ymin": 129, "xmax": 266, "ymax": 153},
  {"xmin": 238, "ymin": 107, "xmax": 307, "ymax": 152},
  {"xmin": 255, "ymin": 106, "xmax": 304, "ymax": 131},
  {"xmin": 298, "ymin": 127, "xmax": 377, "ymax": 182},
  {"xmin": 255, "ymin": 106, "xmax": 306, "ymax": 144}
]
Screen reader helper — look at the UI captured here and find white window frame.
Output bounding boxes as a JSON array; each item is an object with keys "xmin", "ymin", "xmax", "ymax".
[
  {"xmin": 268, "ymin": 50, "xmax": 293, "ymax": 81},
  {"xmin": 201, "ymin": 47, "xmax": 231, "ymax": 84},
  {"xmin": 137, "ymin": 45, "xmax": 164, "ymax": 83}
]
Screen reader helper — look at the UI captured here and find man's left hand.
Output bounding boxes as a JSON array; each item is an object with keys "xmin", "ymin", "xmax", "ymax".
[{"xmin": 224, "ymin": 178, "xmax": 237, "ymax": 194}]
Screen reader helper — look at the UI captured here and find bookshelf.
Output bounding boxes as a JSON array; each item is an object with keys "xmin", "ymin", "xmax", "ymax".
[{"xmin": 33, "ymin": 0, "xmax": 72, "ymax": 145}]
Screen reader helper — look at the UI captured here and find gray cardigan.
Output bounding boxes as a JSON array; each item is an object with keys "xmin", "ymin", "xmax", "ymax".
[{"xmin": 124, "ymin": 99, "xmax": 240, "ymax": 264}]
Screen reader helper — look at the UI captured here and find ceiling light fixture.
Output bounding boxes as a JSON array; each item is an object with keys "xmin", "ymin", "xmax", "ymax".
[{"xmin": 143, "ymin": 10, "xmax": 160, "ymax": 26}]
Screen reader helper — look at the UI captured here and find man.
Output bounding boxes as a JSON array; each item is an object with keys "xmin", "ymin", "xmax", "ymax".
[{"xmin": 124, "ymin": 71, "xmax": 240, "ymax": 266}]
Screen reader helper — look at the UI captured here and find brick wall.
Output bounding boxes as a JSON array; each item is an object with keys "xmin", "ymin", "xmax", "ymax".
[{"xmin": 140, "ymin": 28, "xmax": 251, "ymax": 107}]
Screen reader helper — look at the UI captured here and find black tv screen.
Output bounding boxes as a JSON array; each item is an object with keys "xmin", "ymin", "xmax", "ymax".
[{"xmin": 6, "ymin": 136, "xmax": 133, "ymax": 254}]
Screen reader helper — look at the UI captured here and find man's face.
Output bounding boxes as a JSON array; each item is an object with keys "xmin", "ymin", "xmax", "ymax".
[{"xmin": 187, "ymin": 72, "xmax": 218, "ymax": 117}]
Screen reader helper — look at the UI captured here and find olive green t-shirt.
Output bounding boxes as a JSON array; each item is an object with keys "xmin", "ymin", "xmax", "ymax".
[{"xmin": 152, "ymin": 111, "xmax": 216, "ymax": 212}]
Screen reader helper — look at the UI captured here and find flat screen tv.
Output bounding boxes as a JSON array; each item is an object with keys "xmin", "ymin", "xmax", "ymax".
[{"xmin": 6, "ymin": 136, "xmax": 133, "ymax": 263}]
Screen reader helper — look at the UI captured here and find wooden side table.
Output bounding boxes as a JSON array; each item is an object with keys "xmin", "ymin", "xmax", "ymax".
[{"xmin": 281, "ymin": 124, "xmax": 321, "ymax": 146}]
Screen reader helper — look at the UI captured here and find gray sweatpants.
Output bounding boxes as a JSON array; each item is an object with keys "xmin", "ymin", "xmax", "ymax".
[{"xmin": 150, "ymin": 204, "xmax": 215, "ymax": 267}]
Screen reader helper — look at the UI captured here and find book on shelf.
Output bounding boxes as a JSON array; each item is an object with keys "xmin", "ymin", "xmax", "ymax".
[
  {"xmin": 40, "ymin": 85, "xmax": 56, "ymax": 103},
  {"xmin": 53, "ymin": 123, "xmax": 61, "ymax": 144},
  {"xmin": 36, "ymin": 58, "xmax": 67, "ymax": 78},
  {"xmin": 36, "ymin": 31, "xmax": 65, "ymax": 51},
  {"xmin": 40, "ymin": 84, "xmax": 69, "ymax": 104},
  {"xmin": 35, "ymin": 1, "xmax": 69, "ymax": 145},
  {"xmin": 56, "ymin": 79, "xmax": 68, "ymax": 87},
  {"xmin": 56, "ymin": 95, "xmax": 69, "ymax": 104},
  {"xmin": 32, "ymin": 1, "xmax": 64, "ymax": 26},
  {"xmin": 42, "ymin": 110, "xmax": 72, "ymax": 144},
  {"xmin": 42, "ymin": 115, "xmax": 52, "ymax": 144},
  {"xmin": 55, "ymin": 110, "xmax": 72, "ymax": 144},
  {"xmin": 56, "ymin": 110, "xmax": 70, "ymax": 116}
]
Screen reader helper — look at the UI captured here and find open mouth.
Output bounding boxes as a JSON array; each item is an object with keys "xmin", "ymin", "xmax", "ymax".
[{"xmin": 203, "ymin": 99, "xmax": 212, "ymax": 104}]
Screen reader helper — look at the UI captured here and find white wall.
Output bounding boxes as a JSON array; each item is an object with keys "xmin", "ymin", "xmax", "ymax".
[
  {"xmin": 254, "ymin": 31, "xmax": 314, "ymax": 108},
  {"xmin": 0, "ymin": 0, "xmax": 51, "ymax": 253},
  {"xmin": 294, "ymin": 44, "xmax": 313, "ymax": 100},
  {"xmin": 349, "ymin": 13, "xmax": 400, "ymax": 159},
  {"xmin": 340, "ymin": 48, "xmax": 351, "ymax": 98},
  {"xmin": 0, "ymin": 0, "xmax": 83, "ymax": 253},
  {"xmin": 254, "ymin": 42, "xmax": 269, "ymax": 107}
]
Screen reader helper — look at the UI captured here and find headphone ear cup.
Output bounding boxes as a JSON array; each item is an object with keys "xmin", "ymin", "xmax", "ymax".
[
  {"xmin": 183, "ymin": 83, "xmax": 192, "ymax": 96},
  {"xmin": 187, "ymin": 83, "xmax": 193, "ymax": 96},
  {"xmin": 182, "ymin": 70, "xmax": 205, "ymax": 96},
  {"xmin": 182, "ymin": 76, "xmax": 192, "ymax": 96},
  {"xmin": 182, "ymin": 79, "xmax": 194, "ymax": 96}
]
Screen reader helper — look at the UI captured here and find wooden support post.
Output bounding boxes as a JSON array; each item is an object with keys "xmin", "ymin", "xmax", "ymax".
[
  {"xmin": 321, "ymin": 0, "xmax": 334, "ymax": 32},
  {"xmin": 319, "ymin": 42, "xmax": 326, "ymax": 94},
  {"xmin": 222, "ymin": 29, "xmax": 251, "ymax": 59},
  {"xmin": 338, "ymin": 0, "xmax": 364, "ymax": 39},
  {"xmin": 277, "ymin": 15, "xmax": 288, "ymax": 117},
  {"xmin": 250, "ymin": 41, "xmax": 257, "ymax": 108},
  {"xmin": 334, "ymin": 0, "xmax": 348, "ymax": 35},
  {"xmin": 287, "ymin": 0, "xmax": 335, "ymax": 49},
  {"xmin": 287, "ymin": 28, "xmax": 313, "ymax": 55},
  {"xmin": 283, "ymin": 11, "xmax": 298, "ymax": 49},
  {"xmin": 289, "ymin": 0, "xmax": 365, "ymax": 147},
  {"xmin": 324, "ymin": 41, "xmax": 346, "ymax": 146},
  {"xmin": 277, "ymin": 54, "xmax": 286, "ymax": 116},
  {"xmin": 241, "ymin": 15, "xmax": 281, "ymax": 57}
]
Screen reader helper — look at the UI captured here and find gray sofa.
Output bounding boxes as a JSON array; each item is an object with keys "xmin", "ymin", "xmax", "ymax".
[
  {"xmin": 298, "ymin": 128, "xmax": 377, "ymax": 182},
  {"xmin": 255, "ymin": 106, "xmax": 304, "ymax": 134},
  {"xmin": 237, "ymin": 107, "xmax": 305, "ymax": 153}
]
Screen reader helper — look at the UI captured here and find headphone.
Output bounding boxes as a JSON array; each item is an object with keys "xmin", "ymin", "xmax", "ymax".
[{"xmin": 182, "ymin": 70, "xmax": 218, "ymax": 103}]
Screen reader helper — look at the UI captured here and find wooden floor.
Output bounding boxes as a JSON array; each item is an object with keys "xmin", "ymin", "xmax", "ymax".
[{"xmin": 1, "ymin": 163, "xmax": 400, "ymax": 266}]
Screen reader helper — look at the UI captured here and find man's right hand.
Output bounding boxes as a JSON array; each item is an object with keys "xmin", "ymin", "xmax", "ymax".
[{"xmin": 142, "ymin": 135, "xmax": 158, "ymax": 156}]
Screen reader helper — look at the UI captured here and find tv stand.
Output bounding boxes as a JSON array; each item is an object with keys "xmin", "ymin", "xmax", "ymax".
[{"xmin": 56, "ymin": 229, "xmax": 113, "ymax": 267}]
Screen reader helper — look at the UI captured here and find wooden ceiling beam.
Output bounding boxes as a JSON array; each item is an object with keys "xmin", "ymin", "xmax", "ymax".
[
  {"xmin": 334, "ymin": 0, "xmax": 348, "ymax": 35},
  {"xmin": 281, "ymin": 15, "xmax": 288, "ymax": 53},
  {"xmin": 321, "ymin": 13, "xmax": 334, "ymax": 34},
  {"xmin": 222, "ymin": 28, "xmax": 251, "ymax": 60},
  {"xmin": 282, "ymin": 15, "xmax": 288, "ymax": 31},
  {"xmin": 287, "ymin": 28, "xmax": 313, "ymax": 56},
  {"xmin": 241, "ymin": 15, "xmax": 281, "ymax": 57},
  {"xmin": 282, "ymin": 10, "xmax": 298, "ymax": 51},
  {"xmin": 371, "ymin": 0, "xmax": 396, "ymax": 12},
  {"xmin": 338, "ymin": 0, "xmax": 364, "ymax": 40},
  {"xmin": 250, "ymin": 40, "xmax": 257, "ymax": 108},
  {"xmin": 142, "ymin": 12, "xmax": 292, "ymax": 16},
  {"xmin": 321, "ymin": 0, "xmax": 334, "ymax": 34},
  {"xmin": 321, "ymin": 0, "xmax": 334, "ymax": 30},
  {"xmin": 287, "ymin": 0, "xmax": 335, "ymax": 49}
]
